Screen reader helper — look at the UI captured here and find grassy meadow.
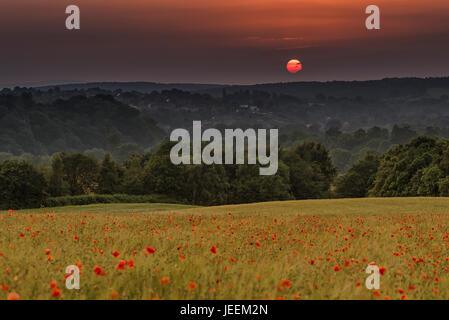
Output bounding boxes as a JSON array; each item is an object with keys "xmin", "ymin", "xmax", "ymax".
[{"xmin": 1, "ymin": 197, "xmax": 449, "ymax": 300}]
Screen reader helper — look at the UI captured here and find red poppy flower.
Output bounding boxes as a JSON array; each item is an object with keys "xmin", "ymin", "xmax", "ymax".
[
  {"xmin": 278, "ymin": 280, "xmax": 291, "ymax": 289},
  {"xmin": 7, "ymin": 292, "xmax": 20, "ymax": 300},
  {"xmin": 116, "ymin": 260, "xmax": 126, "ymax": 270},
  {"xmin": 188, "ymin": 282, "xmax": 197, "ymax": 290},
  {"xmin": 146, "ymin": 247, "xmax": 155, "ymax": 254},
  {"xmin": 109, "ymin": 290, "xmax": 120, "ymax": 300},
  {"xmin": 51, "ymin": 288, "xmax": 61, "ymax": 297},
  {"xmin": 94, "ymin": 266, "xmax": 106, "ymax": 276},
  {"xmin": 127, "ymin": 259, "xmax": 135, "ymax": 269}
]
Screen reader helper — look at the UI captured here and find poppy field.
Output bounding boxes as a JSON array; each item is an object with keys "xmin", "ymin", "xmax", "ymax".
[{"xmin": 1, "ymin": 198, "xmax": 449, "ymax": 300}]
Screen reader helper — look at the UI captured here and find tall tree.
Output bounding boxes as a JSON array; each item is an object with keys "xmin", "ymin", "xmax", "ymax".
[
  {"xmin": 185, "ymin": 164, "xmax": 230, "ymax": 205},
  {"xmin": 229, "ymin": 162, "xmax": 293, "ymax": 204},
  {"xmin": 48, "ymin": 154, "xmax": 69, "ymax": 196},
  {"xmin": 60, "ymin": 153, "xmax": 100, "ymax": 195},
  {"xmin": 370, "ymin": 136, "xmax": 448, "ymax": 196},
  {"xmin": 335, "ymin": 152, "xmax": 380, "ymax": 198},
  {"xmin": 282, "ymin": 141, "xmax": 336, "ymax": 199},
  {"xmin": 97, "ymin": 154, "xmax": 122, "ymax": 194},
  {"xmin": 122, "ymin": 156, "xmax": 146, "ymax": 195},
  {"xmin": 0, "ymin": 160, "xmax": 47, "ymax": 209}
]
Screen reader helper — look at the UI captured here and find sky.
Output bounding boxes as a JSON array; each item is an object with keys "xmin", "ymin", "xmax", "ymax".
[{"xmin": 1, "ymin": 0, "xmax": 449, "ymax": 86}]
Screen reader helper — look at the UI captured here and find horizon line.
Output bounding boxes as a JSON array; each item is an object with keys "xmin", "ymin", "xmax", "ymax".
[{"xmin": 2, "ymin": 75, "xmax": 449, "ymax": 91}]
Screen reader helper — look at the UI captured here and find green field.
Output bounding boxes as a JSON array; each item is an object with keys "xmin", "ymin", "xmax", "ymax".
[
  {"xmin": 11, "ymin": 202, "xmax": 199, "ymax": 215},
  {"xmin": 9, "ymin": 197, "xmax": 449, "ymax": 216},
  {"xmin": 173, "ymin": 197, "xmax": 449, "ymax": 216},
  {"xmin": 2, "ymin": 197, "xmax": 449, "ymax": 300}
]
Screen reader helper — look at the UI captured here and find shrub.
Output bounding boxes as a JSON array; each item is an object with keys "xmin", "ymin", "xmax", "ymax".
[{"xmin": 41, "ymin": 194, "xmax": 181, "ymax": 208}]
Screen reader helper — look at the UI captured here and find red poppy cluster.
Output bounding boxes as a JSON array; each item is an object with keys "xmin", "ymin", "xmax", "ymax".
[{"xmin": 2, "ymin": 208, "xmax": 449, "ymax": 299}]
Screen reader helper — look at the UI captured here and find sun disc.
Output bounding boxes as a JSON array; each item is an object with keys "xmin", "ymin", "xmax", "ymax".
[{"xmin": 287, "ymin": 59, "xmax": 302, "ymax": 74}]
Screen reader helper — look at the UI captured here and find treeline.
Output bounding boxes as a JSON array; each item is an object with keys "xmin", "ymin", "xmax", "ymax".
[
  {"xmin": 0, "ymin": 141, "xmax": 336, "ymax": 209},
  {"xmin": 335, "ymin": 136, "xmax": 449, "ymax": 198},
  {"xmin": 0, "ymin": 93, "xmax": 164, "ymax": 156},
  {"xmin": 4, "ymin": 136, "xmax": 449, "ymax": 210},
  {"xmin": 4, "ymin": 121, "xmax": 449, "ymax": 174},
  {"xmin": 281, "ymin": 123, "xmax": 449, "ymax": 172},
  {"xmin": 3, "ymin": 86, "xmax": 449, "ymax": 175}
]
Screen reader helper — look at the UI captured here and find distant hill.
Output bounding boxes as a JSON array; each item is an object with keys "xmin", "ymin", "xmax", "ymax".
[
  {"xmin": 37, "ymin": 82, "xmax": 224, "ymax": 93},
  {"xmin": 0, "ymin": 94, "xmax": 164, "ymax": 157},
  {"xmin": 3, "ymin": 76, "xmax": 449, "ymax": 170},
  {"xmin": 201, "ymin": 77, "xmax": 449, "ymax": 99},
  {"xmin": 35, "ymin": 77, "xmax": 449, "ymax": 99}
]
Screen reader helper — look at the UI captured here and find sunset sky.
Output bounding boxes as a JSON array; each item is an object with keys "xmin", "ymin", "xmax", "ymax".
[{"xmin": 1, "ymin": 0, "xmax": 449, "ymax": 86}]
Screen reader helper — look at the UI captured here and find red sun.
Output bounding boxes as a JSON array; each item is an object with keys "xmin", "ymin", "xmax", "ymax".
[{"xmin": 286, "ymin": 59, "xmax": 302, "ymax": 74}]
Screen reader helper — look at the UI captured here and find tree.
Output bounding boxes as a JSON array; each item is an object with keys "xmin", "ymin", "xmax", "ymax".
[
  {"xmin": 185, "ymin": 164, "xmax": 230, "ymax": 205},
  {"xmin": 142, "ymin": 141, "xmax": 188, "ymax": 198},
  {"xmin": 229, "ymin": 162, "xmax": 293, "ymax": 204},
  {"xmin": 97, "ymin": 154, "xmax": 122, "ymax": 194},
  {"xmin": 418, "ymin": 165, "xmax": 443, "ymax": 196},
  {"xmin": 438, "ymin": 177, "xmax": 449, "ymax": 196},
  {"xmin": 0, "ymin": 160, "xmax": 47, "ymax": 209},
  {"xmin": 330, "ymin": 148, "xmax": 353, "ymax": 172},
  {"xmin": 390, "ymin": 125, "xmax": 417, "ymax": 145},
  {"xmin": 143, "ymin": 154, "xmax": 187, "ymax": 198},
  {"xmin": 370, "ymin": 136, "xmax": 448, "ymax": 196},
  {"xmin": 59, "ymin": 153, "xmax": 100, "ymax": 195},
  {"xmin": 48, "ymin": 154, "xmax": 69, "ymax": 196},
  {"xmin": 334, "ymin": 152, "xmax": 380, "ymax": 198},
  {"xmin": 282, "ymin": 141, "xmax": 336, "ymax": 199},
  {"xmin": 113, "ymin": 143, "xmax": 144, "ymax": 163},
  {"xmin": 122, "ymin": 156, "xmax": 145, "ymax": 195}
]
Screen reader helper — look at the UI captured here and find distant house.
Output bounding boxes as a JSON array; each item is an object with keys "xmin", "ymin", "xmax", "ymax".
[
  {"xmin": 249, "ymin": 105, "xmax": 259, "ymax": 112},
  {"xmin": 239, "ymin": 104, "xmax": 259, "ymax": 112}
]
